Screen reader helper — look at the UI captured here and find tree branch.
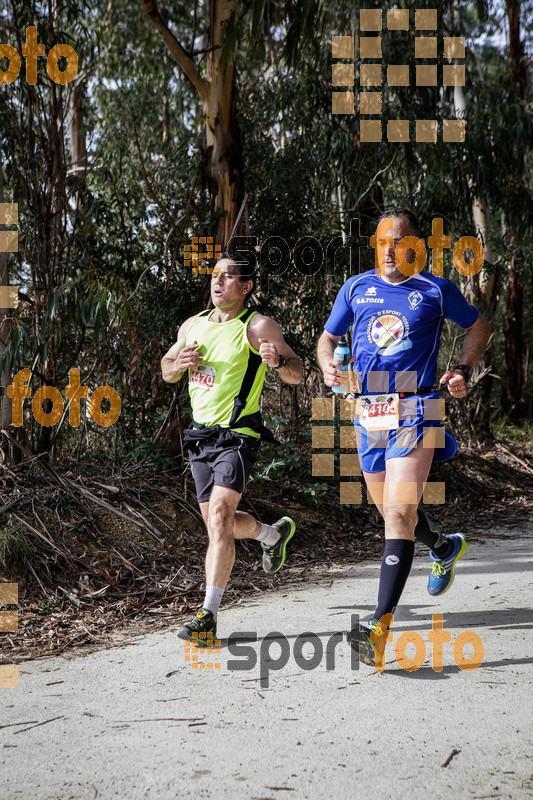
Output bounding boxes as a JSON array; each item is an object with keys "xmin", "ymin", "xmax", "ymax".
[
  {"xmin": 139, "ymin": 0, "xmax": 208, "ymax": 102},
  {"xmin": 127, "ymin": 100, "xmax": 177, "ymax": 227}
]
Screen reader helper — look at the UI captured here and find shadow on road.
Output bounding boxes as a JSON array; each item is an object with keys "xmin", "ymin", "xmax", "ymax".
[{"xmin": 381, "ymin": 655, "xmax": 533, "ymax": 680}]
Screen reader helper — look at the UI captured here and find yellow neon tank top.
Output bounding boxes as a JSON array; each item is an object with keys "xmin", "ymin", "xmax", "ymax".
[{"xmin": 185, "ymin": 308, "xmax": 266, "ymax": 438}]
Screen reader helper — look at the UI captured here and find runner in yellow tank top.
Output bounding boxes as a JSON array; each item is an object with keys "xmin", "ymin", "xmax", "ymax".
[
  {"xmin": 161, "ymin": 253, "xmax": 302, "ymax": 642},
  {"xmin": 185, "ymin": 306, "xmax": 266, "ymax": 438}
]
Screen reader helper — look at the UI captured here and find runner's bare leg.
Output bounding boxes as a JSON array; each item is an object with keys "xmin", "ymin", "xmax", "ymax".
[
  {"xmin": 200, "ymin": 486, "xmax": 261, "ymax": 588},
  {"xmin": 200, "ymin": 500, "xmax": 260, "ymax": 541},
  {"xmin": 363, "ymin": 444, "xmax": 435, "ymax": 540}
]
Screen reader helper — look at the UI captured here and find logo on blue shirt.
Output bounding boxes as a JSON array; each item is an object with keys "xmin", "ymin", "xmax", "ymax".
[
  {"xmin": 408, "ymin": 290, "xmax": 423, "ymax": 310},
  {"xmin": 368, "ymin": 312, "xmax": 413, "ymax": 357}
]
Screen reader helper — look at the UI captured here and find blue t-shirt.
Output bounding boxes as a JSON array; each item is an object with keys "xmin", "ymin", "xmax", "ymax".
[{"xmin": 324, "ymin": 270, "xmax": 479, "ymax": 392}]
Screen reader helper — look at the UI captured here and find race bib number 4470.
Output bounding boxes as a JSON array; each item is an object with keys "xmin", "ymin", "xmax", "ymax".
[
  {"xmin": 357, "ymin": 393, "xmax": 399, "ymax": 430},
  {"xmin": 189, "ymin": 365, "xmax": 216, "ymax": 390}
]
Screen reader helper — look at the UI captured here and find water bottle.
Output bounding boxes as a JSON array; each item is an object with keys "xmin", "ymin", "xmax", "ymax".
[{"xmin": 332, "ymin": 336, "xmax": 351, "ymax": 395}]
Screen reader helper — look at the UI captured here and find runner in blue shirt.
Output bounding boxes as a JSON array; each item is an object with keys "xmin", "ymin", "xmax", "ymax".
[{"xmin": 317, "ymin": 208, "xmax": 491, "ymax": 665}]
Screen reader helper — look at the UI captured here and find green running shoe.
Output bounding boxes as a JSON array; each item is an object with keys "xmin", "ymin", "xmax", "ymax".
[
  {"xmin": 262, "ymin": 517, "xmax": 295, "ymax": 574},
  {"xmin": 178, "ymin": 609, "xmax": 217, "ymax": 643}
]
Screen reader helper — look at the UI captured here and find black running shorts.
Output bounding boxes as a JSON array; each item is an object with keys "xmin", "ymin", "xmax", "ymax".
[{"xmin": 187, "ymin": 428, "xmax": 261, "ymax": 502}]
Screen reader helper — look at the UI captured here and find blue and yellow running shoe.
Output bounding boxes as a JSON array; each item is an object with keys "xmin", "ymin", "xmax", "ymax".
[{"xmin": 427, "ymin": 533, "xmax": 468, "ymax": 596}]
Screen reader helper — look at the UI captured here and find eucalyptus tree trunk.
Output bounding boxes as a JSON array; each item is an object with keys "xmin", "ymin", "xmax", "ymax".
[
  {"xmin": 453, "ymin": 83, "xmax": 497, "ymax": 437},
  {"xmin": 453, "ymin": 84, "xmax": 497, "ymax": 309},
  {"xmin": 70, "ymin": 80, "xmax": 88, "ymax": 187},
  {"xmin": 140, "ymin": 0, "xmax": 244, "ymax": 247}
]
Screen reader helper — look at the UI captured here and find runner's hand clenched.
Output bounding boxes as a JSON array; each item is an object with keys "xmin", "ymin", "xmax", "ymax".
[
  {"xmin": 323, "ymin": 359, "xmax": 342, "ymax": 388},
  {"xmin": 258, "ymin": 337, "xmax": 282, "ymax": 367},
  {"xmin": 440, "ymin": 370, "xmax": 467, "ymax": 398},
  {"xmin": 177, "ymin": 340, "xmax": 203, "ymax": 371}
]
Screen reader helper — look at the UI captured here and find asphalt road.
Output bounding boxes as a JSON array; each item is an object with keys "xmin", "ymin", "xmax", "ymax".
[{"xmin": 1, "ymin": 529, "xmax": 532, "ymax": 800}]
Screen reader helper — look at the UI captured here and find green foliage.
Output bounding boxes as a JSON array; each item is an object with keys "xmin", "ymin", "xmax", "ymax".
[
  {"xmin": 252, "ymin": 439, "xmax": 306, "ymax": 483},
  {"xmin": 0, "ymin": 521, "xmax": 32, "ymax": 568},
  {"xmin": 298, "ymin": 482, "xmax": 330, "ymax": 506},
  {"xmin": 0, "ymin": 0, "xmax": 531, "ymax": 463},
  {"xmin": 251, "ymin": 433, "xmax": 329, "ymax": 505},
  {"xmin": 38, "ymin": 596, "xmax": 57, "ymax": 612},
  {"xmin": 126, "ymin": 439, "xmax": 180, "ymax": 470},
  {"xmin": 493, "ymin": 417, "xmax": 533, "ymax": 449}
]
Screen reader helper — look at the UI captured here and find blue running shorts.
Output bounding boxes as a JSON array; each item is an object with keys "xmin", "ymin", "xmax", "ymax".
[{"xmin": 354, "ymin": 393, "xmax": 457, "ymax": 473}]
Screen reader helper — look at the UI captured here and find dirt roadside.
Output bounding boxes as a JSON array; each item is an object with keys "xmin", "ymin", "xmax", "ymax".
[{"xmin": 1, "ymin": 439, "xmax": 531, "ymax": 665}]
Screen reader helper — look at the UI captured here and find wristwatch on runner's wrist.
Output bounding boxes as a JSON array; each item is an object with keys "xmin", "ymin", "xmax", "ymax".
[
  {"xmin": 453, "ymin": 364, "xmax": 473, "ymax": 383},
  {"xmin": 273, "ymin": 354, "xmax": 287, "ymax": 369}
]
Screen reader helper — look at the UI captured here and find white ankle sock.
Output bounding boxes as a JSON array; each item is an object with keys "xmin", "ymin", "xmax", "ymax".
[
  {"xmin": 202, "ymin": 585, "xmax": 225, "ymax": 619},
  {"xmin": 255, "ymin": 522, "xmax": 281, "ymax": 547}
]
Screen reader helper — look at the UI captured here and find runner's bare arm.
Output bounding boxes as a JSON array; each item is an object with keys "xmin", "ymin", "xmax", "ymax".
[
  {"xmin": 161, "ymin": 317, "xmax": 202, "ymax": 383},
  {"xmin": 247, "ymin": 314, "xmax": 302, "ymax": 385},
  {"xmin": 317, "ymin": 330, "xmax": 343, "ymax": 388},
  {"xmin": 439, "ymin": 313, "xmax": 491, "ymax": 396}
]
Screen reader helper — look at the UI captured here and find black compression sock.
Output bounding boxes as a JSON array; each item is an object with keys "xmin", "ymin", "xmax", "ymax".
[
  {"xmin": 374, "ymin": 539, "xmax": 415, "ymax": 621},
  {"xmin": 433, "ymin": 538, "xmax": 454, "ymax": 559},
  {"xmin": 415, "ymin": 508, "xmax": 453, "ymax": 558},
  {"xmin": 414, "ymin": 508, "xmax": 439, "ymax": 548}
]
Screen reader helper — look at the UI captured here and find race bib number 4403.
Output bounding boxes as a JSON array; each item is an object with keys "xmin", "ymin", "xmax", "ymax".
[{"xmin": 189, "ymin": 365, "xmax": 216, "ymax": 390}]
